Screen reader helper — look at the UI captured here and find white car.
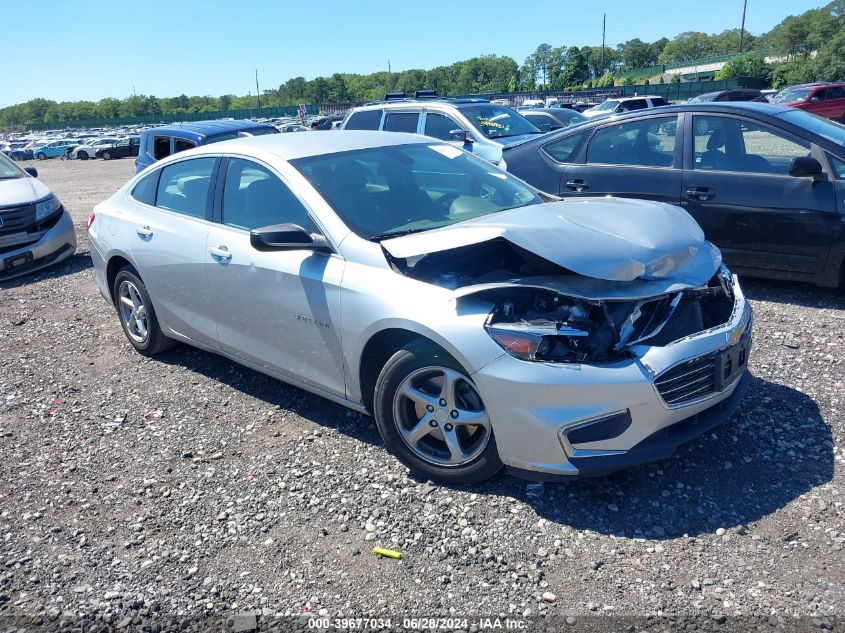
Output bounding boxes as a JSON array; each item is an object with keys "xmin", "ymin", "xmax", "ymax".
[
  {"xmin": 71, "ymin": 138, "xmax": 120, "ymax": 160},
  {"xmin": 583, "ymin": 96, "xmax": 670, "ymax": 118}
]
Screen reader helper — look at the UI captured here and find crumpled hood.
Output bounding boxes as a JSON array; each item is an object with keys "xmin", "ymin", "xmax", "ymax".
[
  {"xmin": 0, "ymin": 175, "xmax": 53, "ymax": 207},
  {"xmin": 381, "ymin": 197, "xmax": 721, "ymax": 287}
]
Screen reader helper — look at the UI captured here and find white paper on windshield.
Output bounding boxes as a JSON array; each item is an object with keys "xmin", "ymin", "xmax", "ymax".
[{"xmin": 428, "ymin": 144, "xmax": 463, "ymax": 159}]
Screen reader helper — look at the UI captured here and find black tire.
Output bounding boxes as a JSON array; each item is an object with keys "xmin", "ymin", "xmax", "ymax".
[
  {"xmin": 101, "ymin": 150, "xmax": 111, "ymax": 160},
  {"xmin": 78, "ymin": 150, "xmax": 88, "ymax": 160},
  {"xmin": 373, "ymin": 340, "xmax": 502, "ymax": 484},
  {"xmin": 36, "ymin": 152, "xmax": 46, "ymax": 160},
  {"xmin": 112, "ymin": 266, "xmax": 175, "ymax": 356}
]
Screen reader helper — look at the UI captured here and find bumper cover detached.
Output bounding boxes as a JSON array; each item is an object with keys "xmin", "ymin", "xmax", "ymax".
[{"xmin": 507, "ymin": 370, "xmax": 750, "ymax": 480}]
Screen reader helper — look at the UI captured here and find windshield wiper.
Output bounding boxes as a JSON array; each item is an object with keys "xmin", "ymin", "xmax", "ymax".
[{"xmin": 370, "ymin": 227, "xmax": 434, "ymax": 242}]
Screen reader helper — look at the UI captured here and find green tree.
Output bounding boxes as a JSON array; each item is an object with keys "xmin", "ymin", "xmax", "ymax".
[
  {"xmin": 659, "ymin": 32, "xmax": 715, "ymax": 63},
  {"xmin": 715, "ymin": 53, "xmax": 772, "ymax": 80}
]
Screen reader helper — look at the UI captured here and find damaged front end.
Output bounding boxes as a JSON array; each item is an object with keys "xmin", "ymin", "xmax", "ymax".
[
  {"xmin": 480, "ymin": 269, "xmax": 736, "ymax": 364},
  {"xmin": 380, "ymin": 198, "xmax": 740, "ymax": 364}
]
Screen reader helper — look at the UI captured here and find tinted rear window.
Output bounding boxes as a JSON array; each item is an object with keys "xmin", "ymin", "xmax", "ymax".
[
  {"xmin": 345, "ymin": 110, "xmax": 383, "ymax": 130},
  {"xmin": 384, "ymin": 112, "xmax": 419, "ymax": 133}
]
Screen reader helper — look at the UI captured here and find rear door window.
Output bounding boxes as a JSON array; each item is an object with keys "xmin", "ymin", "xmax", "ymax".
[
  {"xmin": 174, "ymin": 138, "xmax": 197, "ymax": 154},
  {"xmin": 384, "ymin": 112, "xmax": 420, "ymax": 133},
  {"xmin": 345, "ymin": 110, "xmax": 383, "ymax": 130},
  {"xmin": 586, "ymin": 116, "xmax": 677, "ymax": 167},
  {"xmin": 825, "ymin": 86, "xmax": 845, "ymax": 100},
  {"xmin": 154, "ymin": 157, "xmax": 216, "ymax": 219},
  {"xmin": 153, "ymin": 136, "xmax": 171, "ymax": 160}
]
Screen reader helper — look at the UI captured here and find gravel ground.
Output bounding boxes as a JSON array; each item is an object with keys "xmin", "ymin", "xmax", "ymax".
[{"xmin": 0, "ymin": 158, "xmax": 842, "ymax": 632}]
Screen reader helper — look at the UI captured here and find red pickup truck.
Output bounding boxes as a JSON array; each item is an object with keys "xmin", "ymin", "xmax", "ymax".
[{"xmin": 778, "ymin": 82, "xmax": 845, "ymax": 121}]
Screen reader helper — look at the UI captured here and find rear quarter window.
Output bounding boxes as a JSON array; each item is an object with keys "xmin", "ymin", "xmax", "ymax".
[
  {"xmin": 542, "ymin": 130, "xmax": 589, "ymax": 163},
  {"xmin": 131, "ymin": 171, "xmax": 160, "ymax": 205}
]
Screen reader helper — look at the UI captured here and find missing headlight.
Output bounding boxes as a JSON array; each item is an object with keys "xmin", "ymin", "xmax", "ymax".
[{"xmin": 484, "ymin": 290, "xmax": 623, "ymax": 364}]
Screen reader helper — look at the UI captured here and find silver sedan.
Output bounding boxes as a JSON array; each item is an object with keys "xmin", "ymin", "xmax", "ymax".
[{"xmin": 88, "ymin": 131, "xmax": 752, "ymax": 484}]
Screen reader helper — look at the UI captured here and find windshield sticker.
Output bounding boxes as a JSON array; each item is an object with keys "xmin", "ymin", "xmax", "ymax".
[{"xmin": 428, "ymin": 144, "xmax": 463, "ymax": 159}]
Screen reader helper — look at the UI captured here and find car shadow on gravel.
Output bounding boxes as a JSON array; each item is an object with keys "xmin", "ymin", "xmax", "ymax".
[
  {"xmin": 152, "ymin": 340, "xmax": 832, "ymax": 541},
  {"xmin": 0, "ymin": 251, "xmax": 92, "ymax": 290},
  {"xmin": 480, "ymin": 374, "xmax": 834, "ymax": 539},
  {"xmin": 154, "ymin": 346, "xmax": 385, "ymax": 447},
  {"xmin": 740, "ymin": 276, "xmax": 845, "ymax": 309}
]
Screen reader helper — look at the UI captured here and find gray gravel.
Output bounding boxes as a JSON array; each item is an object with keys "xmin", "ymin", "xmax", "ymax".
[{"xmin": 0, "ymin": 158, "xmax": 842, "ymax": 630}]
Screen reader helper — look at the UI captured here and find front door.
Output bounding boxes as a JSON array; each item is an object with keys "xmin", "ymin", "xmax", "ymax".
[
  {"xmin": 683, "ymin": 114, "xmax": 837, "ymax": 275},
  {"xmin": 205, "ymin": 157, "xmax": 346, "ymax": 397},
  {"xmin": 560, "ymin": 114, "xmax": 683, "ymax": 204}
]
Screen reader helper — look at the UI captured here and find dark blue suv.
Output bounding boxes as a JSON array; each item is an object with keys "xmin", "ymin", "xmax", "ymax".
[{"xmin": 135, "ymin": 120, "xmax": 278, "ymax": 173}]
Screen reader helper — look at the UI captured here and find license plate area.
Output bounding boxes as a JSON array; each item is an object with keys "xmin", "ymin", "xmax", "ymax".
[
  {"xmin": 715, "ymin": 335, "xmax": 749, "ymax": 391},
  {"xmin": 3, "ymin": 251, "xmax": 34, "ymax": 271}
]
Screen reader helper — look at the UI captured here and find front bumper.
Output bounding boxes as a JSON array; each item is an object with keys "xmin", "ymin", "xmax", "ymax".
[
  {"xmin": 472, "ymin": 282, "xmax": 753, "ymax": 479},
  {"xmin": 0, "ymin": 210, "xmax": 77, "ymax": 282}
]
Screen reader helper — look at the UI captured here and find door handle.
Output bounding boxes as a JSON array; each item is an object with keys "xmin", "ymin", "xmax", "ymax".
[
  {"xmin": 135, "ymin": 225, "xmax": 153, "ymax": 238},
  {"xmin": 208, "ymin": 245, "xmax": 232, "ymax": 261},
  {"xmin": 565, "ymin": 179, "xmax": 589, "ymax": 192},
  {"xmin": 685, "ymin": 187, "xmax": 715, "ymax": 201}
]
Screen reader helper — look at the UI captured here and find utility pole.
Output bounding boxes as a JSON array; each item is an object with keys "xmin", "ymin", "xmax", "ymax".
[
  {"xmin": 739, "ymin": 0, "xmax": 748, "ymax": 53},
  {"xmin": 255, "ymin": 69, "xmax": 261, "ymax": 109},
  {"xmin": 600, "ymin": 13, "xmax": 606, "ymax": 76},
  {"xmin": 388, "ymin": 59, "xmax": 391, "ymax": 74}
]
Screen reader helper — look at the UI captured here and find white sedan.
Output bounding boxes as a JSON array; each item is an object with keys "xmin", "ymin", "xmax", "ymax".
[{"xmin": 71, "ymin": 138, "xmax": 120, "ymax": 160}]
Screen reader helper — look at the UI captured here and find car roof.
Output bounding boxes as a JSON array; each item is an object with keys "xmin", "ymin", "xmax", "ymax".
[
  {"xmin": 141, "ymin": 120, "xmax": 276, "ymax": 138},
  {"xmin": 505, "ymin": 102, "xmax": 797, "ymax": 150},
  {"xmin": 520, "ymin": 108, "xmax": 581, "ymax": 116},
  {"xmin": 178, "ymin": 130, "xmax": 430, "ymax": 161}
]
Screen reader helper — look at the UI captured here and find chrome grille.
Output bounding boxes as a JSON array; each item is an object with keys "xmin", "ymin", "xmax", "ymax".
[
  {"xmin": 0, "ymin": 204, "xmax": 35, "ymax": 235},
  {"xmin": 654, "ymin": 352, "xmax": 717, "ymax": 406}
]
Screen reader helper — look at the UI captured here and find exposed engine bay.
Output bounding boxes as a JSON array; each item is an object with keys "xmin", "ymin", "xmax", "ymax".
[{"xmin": 387, "ymin": 238, "xmax": 736, "ymax": 364}]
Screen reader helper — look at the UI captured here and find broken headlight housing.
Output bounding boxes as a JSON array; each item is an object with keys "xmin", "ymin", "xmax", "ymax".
[{"xmin": 484, "ymin": 291, "xmax": 619, "ymax": 364}]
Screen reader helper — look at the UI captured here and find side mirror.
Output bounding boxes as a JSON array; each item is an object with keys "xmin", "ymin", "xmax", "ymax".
[
  {"xmin": 788, "ymin": 156, "xmax": 823, "ymax": 179},
  {"xmin": 449, "ymin": 129, "xmax": 474, "ymax": 143},
  {"xmin": 250, "ymin": 223, "xmax": 332, "ymax": 253},
  {"xmin": 24, "ymin": 167, "xmax": 38, "ymax": 178}
]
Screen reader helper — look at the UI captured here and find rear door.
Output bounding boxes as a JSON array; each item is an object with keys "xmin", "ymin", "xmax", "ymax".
[
  {"xmin": 383, "ymin": 111, "xmax": 420, "ymax": 134},
  {"xmin": 682, "ymin": 113, "xmax": 837, "ymax": 274},
  {"xmin": 560, "ymin": 113, "xmax": 683, "ymax": 204},
  {"xmin": 127, "ymin": 156, "xmax": 219, "ymax": 345}
]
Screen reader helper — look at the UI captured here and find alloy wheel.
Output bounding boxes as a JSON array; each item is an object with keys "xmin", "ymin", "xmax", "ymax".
[
  {"xmin": 392, "ymin": 366, "xmax": 490, "ymax": 467},
  {"xmin": 118, "ymin": 280, "xmax": 149, "ymax": 344}
]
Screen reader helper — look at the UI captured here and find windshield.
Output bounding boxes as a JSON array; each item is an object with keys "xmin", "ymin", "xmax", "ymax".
[
  {"xmin": 689, "ymin": 93, "xmax": 716, "ymax": 103},
  {"xmin": 0, "ymin": 152, "xmax": 23, "ymax": 179},
  {"xmin": 459, "ymin": 105, "xmax": 541, "ymax": 139},
  {"xmin": 292, "ymin": 143, "xmax": 542, "ymax": 240},
  {"xmin": 593, "ymin": 100, "xmax": 619, "ymax": 112},
  {"xmin": 779, "ymin": 109, "xmax": 845, "ymax": 145},
  {"xmin": 779, "ymin": 88, "xmax": 812, "ymax": 103},
  {"xmin": 242, "ymin": 126, "xmax": 279, "ymax": 137}
]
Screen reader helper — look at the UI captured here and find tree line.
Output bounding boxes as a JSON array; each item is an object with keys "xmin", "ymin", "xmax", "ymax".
[{"xmin": 3, "ymin": 1, "xmax": 845, "ymax": 129}]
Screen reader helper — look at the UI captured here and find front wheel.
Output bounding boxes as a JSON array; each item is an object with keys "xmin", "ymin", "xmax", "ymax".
[
  {"xmin": 101, "ymin": 150, "xmax": 111, "ymax": 160},
  {"xmin": 36, "ymin": 152, "xmax": 46, "ymax": 160},
  {"xmin": 112, "ymin": 266, "xmax": 175, "ymax": 356},
  {"xmin": 373, "ymin": 341, "xmax": 502, "ymax": 484}
]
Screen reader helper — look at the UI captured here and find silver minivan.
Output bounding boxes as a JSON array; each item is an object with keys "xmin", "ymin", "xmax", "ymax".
[{"xmin": 0, "ymin": 154, "xmax": 77, "ymax": 281}]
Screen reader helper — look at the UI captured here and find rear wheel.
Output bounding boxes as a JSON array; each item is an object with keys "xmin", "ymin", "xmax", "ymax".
[
  {"xmin": 112, "ymin": 266, "xmax": 174, "ymax": 356},
  {"xmin": 78, "ymin": 150, "xmax": 88, "ymax": 160},
  {"xmin": 373, "ymin": 340, "xmax": 502, "ymax": 484}
]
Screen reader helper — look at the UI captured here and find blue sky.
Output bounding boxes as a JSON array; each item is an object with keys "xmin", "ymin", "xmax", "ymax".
[{"xmin": 0, "ymin": 0, "xmax": 826, "ymax": 108}]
